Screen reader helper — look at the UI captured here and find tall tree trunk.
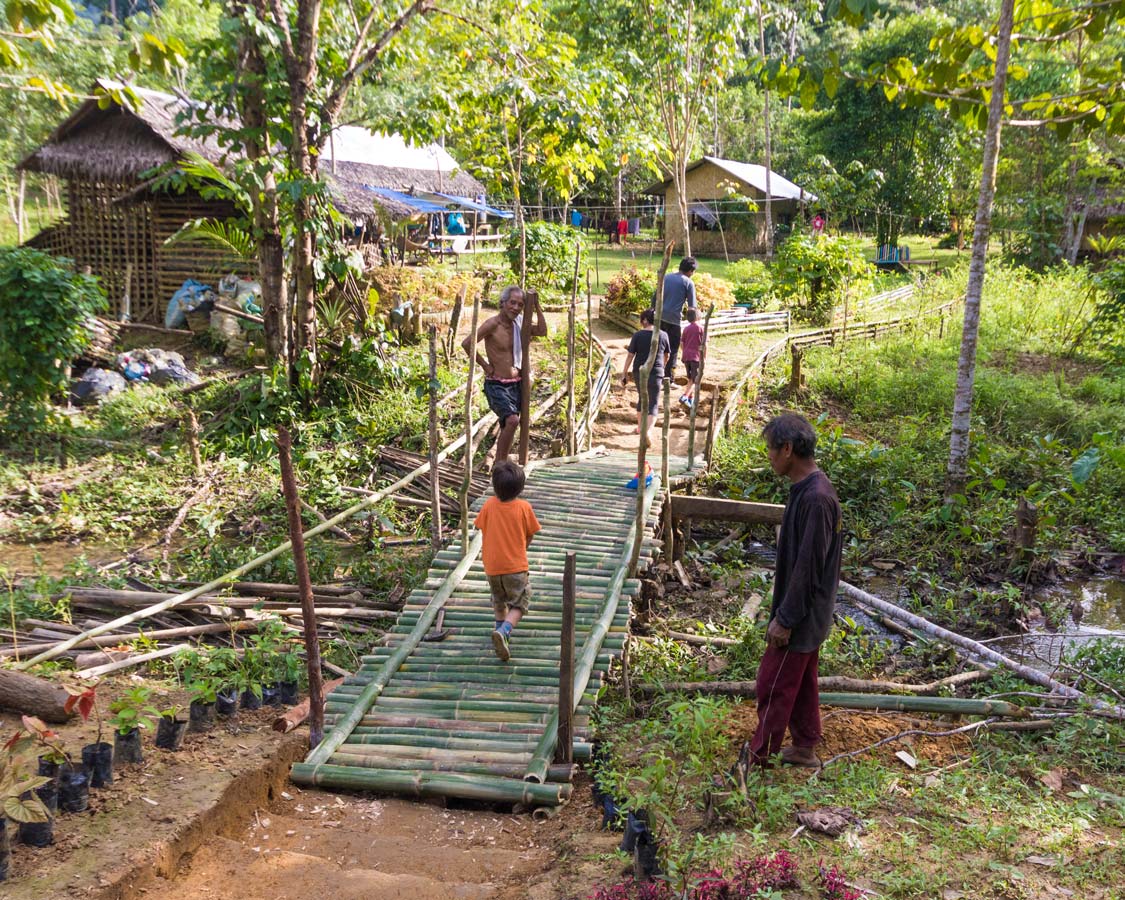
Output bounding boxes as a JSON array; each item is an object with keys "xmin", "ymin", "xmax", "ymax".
[
  {"xmin": 944, "ymin": 0, "xmax": 1016, "ymax": 501},
  {"xmin": 286, "ymin": 0, "xmax": 323, "ymax": 384},
  {"xmin": 239, "ymin": 10, "xmax": 289, "ymax": 367},
  {"xmin": 757, "ymin": 3, "xmax": 773, "ymax": 258},
  {"xmin": 676, "ymin": 155, "xmax": 691, "ymax": 257}
]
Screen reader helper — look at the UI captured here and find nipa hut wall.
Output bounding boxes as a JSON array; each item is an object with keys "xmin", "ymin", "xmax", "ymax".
[{"xmin": 28, "ymin": 183, "xmax": 251, "ymax": 323}]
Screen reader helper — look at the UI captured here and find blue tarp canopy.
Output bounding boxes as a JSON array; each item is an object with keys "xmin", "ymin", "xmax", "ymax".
[
  {"xmin": 365, "ymin": 186, "xmax": 449, "ymax": 214},
  {"xmin": 431, "ymin": 192, "xmax": 514, "ymax": 219}
]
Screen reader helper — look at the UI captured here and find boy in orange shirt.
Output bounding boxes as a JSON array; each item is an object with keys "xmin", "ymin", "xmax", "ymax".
[{"xmin": 474, "ymin": 460, "xmax": 542, "ymax": 661}]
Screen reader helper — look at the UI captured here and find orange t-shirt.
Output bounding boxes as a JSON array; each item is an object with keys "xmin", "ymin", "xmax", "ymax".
[{"xmin": 474, "ymin": 496, "xmax": 542, "ymax": 576}]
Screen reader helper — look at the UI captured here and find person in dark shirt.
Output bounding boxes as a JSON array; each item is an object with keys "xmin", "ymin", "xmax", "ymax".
[
  {"xmin": 748, "ymin": 413, "xmax": 843, "ymax": 767},
  {"xmin": 655, "ymin": 256, "xmax": 697, "ymax": 378},
  {"xmin": 621, "ymin": 307, "xmax": 670, "ymax": 450}
]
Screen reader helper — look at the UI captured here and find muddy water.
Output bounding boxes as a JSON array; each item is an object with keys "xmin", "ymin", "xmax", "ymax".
[
  {"xmin": 0, "ymin": 537, "xmax": 130, "ymax": 576},
  {"xmin": 994, "ymin": 576, "xmax": 1125, "ymax": 668}
]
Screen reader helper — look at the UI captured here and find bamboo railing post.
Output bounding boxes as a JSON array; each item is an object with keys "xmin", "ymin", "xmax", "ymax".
[
  {"xmin": 428, "ymin": 326, "xmax": 442, "ymax": 549},
  {"xmin": 566, "ymin": 243, "xmax": 580, "ymax": 455},
  {"xmin": 686, "ymin": 304, "xmax": 714, "ymax": 469},
  {"xmin": 276, "ymin": 427, "xmax": 325, "ymax": 748},
  {"xmin": 518, "ymin": 291, "xmax": 537, "ymax": 465},
  {"xmin": 555, "ymin": 551, "xmax": 576, "ymax": 765},
  {"xmin": 184, "ymin": 410, "xmax": 203, "ymax": 476},
  {"xmin": 460, "ymin": 293, "xmax": 481, "ymax": 554},
  {"xmin": 630, "ymin": 242, "xmax": 675, "ymax": 576},
  {"xmin": 585, "ymin": 268, "xmax": 594, "ymax": 450},
  {"xmin": 661, "ymin": 377, "xmax": 672, "ymax": 562}
]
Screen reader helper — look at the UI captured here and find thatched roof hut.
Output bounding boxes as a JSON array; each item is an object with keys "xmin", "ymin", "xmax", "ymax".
[{"xmin": 18, "ymin": 81, "xmax": 487, "ymax": 321}]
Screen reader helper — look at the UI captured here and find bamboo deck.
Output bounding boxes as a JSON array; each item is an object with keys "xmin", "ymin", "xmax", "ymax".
[{"xmin": 290, "ymin": 451, "xmax": 680, "ymax": 806}]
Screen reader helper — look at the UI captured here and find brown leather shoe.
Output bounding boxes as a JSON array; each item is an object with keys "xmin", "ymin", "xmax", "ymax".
[{"xmin": 780, "ymin": 745, "xmax": 821, "ymax": 767}]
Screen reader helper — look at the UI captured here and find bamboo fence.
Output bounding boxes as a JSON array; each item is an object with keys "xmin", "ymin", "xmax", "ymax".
[{"xmin": 290, "ymin": 452, "xmax": 669, "ymax": 806}]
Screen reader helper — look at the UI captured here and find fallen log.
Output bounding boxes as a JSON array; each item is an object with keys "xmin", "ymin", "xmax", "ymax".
[
  {"xmin": 635, "ymin": 669, "xmax": 992, "ymax": 698},
  {"xmin": 0, "ymin": 620, "xmax": 258, "ymax": 660},
  {"xmin": 663, "ymin": 631, "xmax": 740, "ymax": 648},
  {"xmin": 271, "ymin": 677, "xmax": 345, "ymax": 733},
  {"xmin": 839, "ymin": 581, "xmax": 1125, "ymax": 719},
  {"xmin": 0, "ymin": 669, "xmax": 74, "ymax": 723}
]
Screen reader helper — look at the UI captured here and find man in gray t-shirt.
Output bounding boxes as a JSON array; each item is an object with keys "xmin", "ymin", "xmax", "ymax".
[{"xmin": 655, "ymin": 256, "xmax": 697, "ymax": 377}]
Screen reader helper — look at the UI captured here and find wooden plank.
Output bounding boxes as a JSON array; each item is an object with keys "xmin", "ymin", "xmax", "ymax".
[{"xmin": 669, "ymin": 494, "xmax": 785, "ymax": 525}]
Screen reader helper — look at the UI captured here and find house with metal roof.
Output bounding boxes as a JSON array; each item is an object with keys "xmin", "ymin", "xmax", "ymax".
[{"xmin": 644, "ymin": 156, "xmax": 814, "ymax": 256}]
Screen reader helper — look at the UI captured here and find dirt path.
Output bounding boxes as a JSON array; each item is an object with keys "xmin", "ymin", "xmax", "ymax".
[{"xmin": 590, "ymin": 314, "xmax": 786, "ymax": 459}]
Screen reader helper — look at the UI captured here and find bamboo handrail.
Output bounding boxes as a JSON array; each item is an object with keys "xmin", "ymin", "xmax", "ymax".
[{"xmin": 686, "ymin": 304, "xmax": 715, "ymax": 469}]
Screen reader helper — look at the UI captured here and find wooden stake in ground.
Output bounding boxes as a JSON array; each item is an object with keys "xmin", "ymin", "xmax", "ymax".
[
  {"xmin": 629, "ymin": 243, "xmax": 675, "ymax": 576},
  {"xmin": 555, "ymin": 551, "xmax": 576, "ymax": 765},
  {"xmin": 460, "ymin": 293, "xmax": 481, "ymax": 554},
  {"xmin": 184, "ymin": 410, "xmax": 203, "ymax": 475},
  {"xmin": 428, "ymin": 326, "xmax": 442, "ymax": 549},
  {"xmin": 276, "ymin": 426, "xmax": 326, "ymax": 748},
  {"xmin": 518, "ymin": 291, "xmax": 538, "ymax": 466},
  {"xmin": 661, "ymin": 377, "xmax": 672, "ymax": 562},
  {"xmin": 686, "ymin": 304, "xmax": 714, "ymax": 469}
]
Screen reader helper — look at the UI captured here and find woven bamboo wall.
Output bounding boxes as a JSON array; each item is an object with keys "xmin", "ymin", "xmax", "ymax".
[{"xmin": 29, "ymin": 182, "xmax": 253, "ymax": 323}]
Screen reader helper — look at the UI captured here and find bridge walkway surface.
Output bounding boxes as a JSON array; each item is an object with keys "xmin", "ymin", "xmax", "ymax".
[{"xmin": 291, "ymin": 451, "xmax": 686, "ymax": 807}]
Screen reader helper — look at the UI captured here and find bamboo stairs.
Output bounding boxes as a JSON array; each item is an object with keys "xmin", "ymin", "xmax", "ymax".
[{"xmin": 290, "ymin": 451, "xmax": 681, "ymax": 807}]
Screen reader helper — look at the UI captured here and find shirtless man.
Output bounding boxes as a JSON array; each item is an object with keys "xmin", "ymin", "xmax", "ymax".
[{"xmin": 463, "ymin": 285, "xmax": 548, "ymax": 462}]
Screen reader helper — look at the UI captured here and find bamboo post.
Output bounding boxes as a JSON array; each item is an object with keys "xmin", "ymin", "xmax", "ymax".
[
  {"xmin": 585, "ymin": 268, "xmax": 594, "ymax": 450},
  {"xmin": 629, "ymin": 243, "xmax": 675, "ymax": 576},
  {"xmin": 428, "ymin": 327, "xmax": 442, "ymax": 549},
  {"xmin": 555, "ymin": 551, "xmax": 576, "ymax": 765},
  {"xmin": 661, "ymin": 377, "xmax": 672, "ymax": 562},
  {"xmin": 460, "ymin": 293, "xmax": 481, "ymax": 554},
  {"xmin": 276, "ymin": 427, "xmax": 326, "ymax": 748},
  {"xmin": 518, "ymin": 291, "xmax": 537, "ymax": 465},
  {"xmin": 686, "ymin": 304, "xmax": 714, "ymax": 469},
  {"xmin": 566, "ymin": 245, "xmax": 580, "ymax": 456},
  {"xmin": 184, "ymin": 410, "xmax": 203, "ymax": 475}
]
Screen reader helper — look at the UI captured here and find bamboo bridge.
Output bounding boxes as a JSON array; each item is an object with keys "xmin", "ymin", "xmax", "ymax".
[{"xmin": 290, "ymin": 451, "xmax": 683, "ymax": 807}]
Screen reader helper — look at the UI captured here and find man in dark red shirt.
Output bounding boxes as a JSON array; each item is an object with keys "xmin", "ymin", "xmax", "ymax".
[{"xmin": 748, "ymin": 413, "xmax": 843, "ymax": 767}]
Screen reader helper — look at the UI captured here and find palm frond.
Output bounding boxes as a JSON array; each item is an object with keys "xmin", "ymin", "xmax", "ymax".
[{"xmin": 164, "ymin": 217, "xmax": 256, "ymax": 259}]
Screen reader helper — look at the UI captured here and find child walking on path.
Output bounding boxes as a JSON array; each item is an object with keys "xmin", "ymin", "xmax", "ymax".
[
  {"xmin": 474, "ymin": 460, "xmax": 542, "ymax": 661},
  {"xmin": 679, "ymin": 307, "xmax": 705, "ymax": 408},
  {"xmin": 621, "ymin": 307, "xmax": 671, "ymax": 451}
]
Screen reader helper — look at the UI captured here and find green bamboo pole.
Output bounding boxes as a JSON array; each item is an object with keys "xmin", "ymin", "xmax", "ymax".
[
  {"xmin": 289, "ymin": 763, "xmax": 572, "ymax": 806},
  {"xmin": 16, "ymin": 408, "xmax": 499, "ymax": 669},
  {"xmin": 816, "ymin": 693, "xmax": 1029, "ymax": 718},
  {"xmin": 525, "ymin": 477, "xmax": 660, "ymax": 783},
  {"xmin": 324, "ymin": 751, "xmax": 576, "ymax": 783},
  {"xmin": 687, "ymin": 304, "xmax": 715, "ymax": 469}
]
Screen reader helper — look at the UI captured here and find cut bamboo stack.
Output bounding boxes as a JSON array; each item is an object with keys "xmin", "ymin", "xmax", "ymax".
[{"xmin": 290, "ymin": 452, "xmax": 677, "ymax": 807}]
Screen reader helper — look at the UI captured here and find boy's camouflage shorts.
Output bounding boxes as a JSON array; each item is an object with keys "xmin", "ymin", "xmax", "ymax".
[{"xmin": 487, "ymin": 571, "xmax": 531, "ymax": 620}]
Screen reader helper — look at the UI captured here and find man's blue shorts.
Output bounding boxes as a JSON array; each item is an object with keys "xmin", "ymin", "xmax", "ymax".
[{"xmin": 484, "ymin": 379, "xmax": 522, "ymax": 423}]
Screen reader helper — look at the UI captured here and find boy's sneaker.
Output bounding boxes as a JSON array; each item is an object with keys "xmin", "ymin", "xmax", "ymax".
[
  {"xmin": 625, "ymin": 462, "xmax": 654, "ymax": 491},
  {"xmin": 491, "ymin": 627, "xmax": 511, "ymax": 661},
  {"xmin": 679, "ymin": 394, "xmax": 691, "ymax": 406}
]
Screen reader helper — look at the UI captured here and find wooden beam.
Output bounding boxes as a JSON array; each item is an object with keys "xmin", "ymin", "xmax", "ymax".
[{"xmin": 669, "ymin": 494, "xmax": 785, "ymax": 525}]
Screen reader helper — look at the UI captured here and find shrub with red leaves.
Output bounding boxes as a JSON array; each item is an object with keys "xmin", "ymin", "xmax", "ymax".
[
  {"xmin": 589, "ymin": 852, "xmax": 801, "ymax": 900},
  {"xmin": 818, "ymin": 862, "xmax": 864, "ymax": 900}
]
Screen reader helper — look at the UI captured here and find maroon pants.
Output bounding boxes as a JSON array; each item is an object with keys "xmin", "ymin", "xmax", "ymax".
[{"xmin": 749, "ymin": 644, "xmax": 821, "ymax": 763}]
